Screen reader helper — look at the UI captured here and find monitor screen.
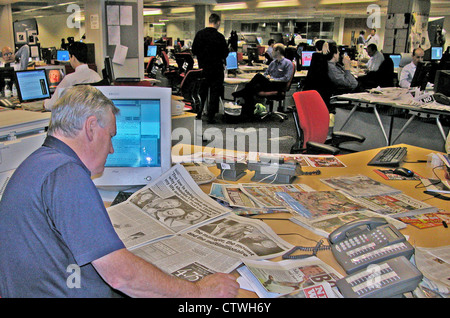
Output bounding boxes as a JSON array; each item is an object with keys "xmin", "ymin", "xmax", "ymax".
[
  {"xmin": 14, "ymin": 69, "xmax": 50, "ymax": 102},
  {"xmin": 93, "ymin": 86, "xmax": 172, "ymax": 190},
  {"xmin": 244, "ymin": 35, "xmax": 258, "ymax": 45},
  {"xmin": 104, "ymin": 56, "xmax": 115, "ymax": 84},
  {"xmin": 37, "ymin": 65, "xmax": 65, "ymax": 93},
  {"xmin": 226, "ymin": 52, "xmax": 238, "ymax": 70},
  {"xmin": 147, "ymin": 45, "xmax": 157, "ymax": 57},
  {"xmin": 390, "ymin": 54, "xmax": 401, "ymax": 68},
  {"xmin": 56, "ymin": 50, "xmax": 70, "ymax": 62},
  {"xmin": 434, "ymin": 70, "xmax": 450, "ymax": 96},
  {"xmin": 431, "ymin": 47, "xmax": 443, "ymax": 61},
  {"xmin": 301, "ymin": 51, "xmax": 314, "ymax": 67}
]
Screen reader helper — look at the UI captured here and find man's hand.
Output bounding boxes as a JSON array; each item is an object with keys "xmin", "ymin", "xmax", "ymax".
[{"xmin": 196, "ymin": 273, "xmax": 240, "ymax": 298}]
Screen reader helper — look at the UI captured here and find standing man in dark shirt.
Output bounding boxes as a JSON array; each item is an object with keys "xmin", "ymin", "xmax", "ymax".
[{"xmin": 192, "ymin": 13, "xmax": 229, "ymax": 124}]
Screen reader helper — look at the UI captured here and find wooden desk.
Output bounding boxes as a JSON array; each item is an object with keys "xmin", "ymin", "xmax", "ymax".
[{"xmin": 172, "ymin": 143, "xmax": 449, "ymax": 297}]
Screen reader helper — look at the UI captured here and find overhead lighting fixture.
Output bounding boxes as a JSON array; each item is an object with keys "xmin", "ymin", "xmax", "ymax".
[
  {"xmin": 256, "ymin": 0, "xmax": 299, "ymax": 8},
  {"xmin": 144, "ymin": 9, "xmax": 162, "ymax": 16},
  {"xmin": 170, "ymin": 7, "xmax": 195, "ymax": 14},
  {"xmin": 320, "ymin": 0, "xmax": 374, "ymax": 4},
  {"xmin": 214, "ymin": 2, "xmax": 248, "ymax": 10}
]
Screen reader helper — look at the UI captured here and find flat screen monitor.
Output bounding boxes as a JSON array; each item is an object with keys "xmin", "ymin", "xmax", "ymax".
[
  {"xmin": 14, "ymin": 69, "xmax": 51, "ymax": 102},
  {"xmin": 390, "ymin": 54, "xmax": 401, "ymax": 68},
  {"xmin": 93, "ymin": 86, "xmax": 172, "ymax": 190},
  {"xmin": 434, "ymin": 70, "xmax": 450, "ymax": 96},
  {"xmin": 244, "ymin": 35, "xmax": 258, "ymax": 46},
  {"xmin": 306, "ymin": 39, "xmax": 313, "ymax": 45},
  {"xmin": 56, "ymin": 50, "xmax": 70, "ymax": 62},
  {"xmin": 37, "ymin": 65, "xmax": 65, "ymax": 93},
  {"xmin": 104, "ymin": 56, "xmax": 115, "ymax": 84},
  {"xmin": 147, "ymin": 45, "xmax": 157, "ymax": 57},
  {"xmin": 226, "ymin": 52, "xmax": 238, "ymax": 70},
  {"xmin": 431, "ymin": 47, "xmax": 443, "ymax": 61},
  {"xmin": 301, "ymin": 51, "xmax": 314, "ymax": 67}
]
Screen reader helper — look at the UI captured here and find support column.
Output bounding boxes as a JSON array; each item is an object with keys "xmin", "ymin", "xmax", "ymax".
[{"xmin": 0, "ymin": 4, "xmax": 14, "ymax": 48}]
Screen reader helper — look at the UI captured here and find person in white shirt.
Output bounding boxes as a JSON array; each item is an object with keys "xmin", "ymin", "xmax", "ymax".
[
  {"xmin": 1, "ymin": 44, "xmax": 29, "ymax": 71},
  {"xmin": 399, "ymin": 47, "xmax": 425, "ymax": 88},
  {"xmin": 365, "ymin": 44, "xmax": 384, "ymax": 72},
  {"xmin": 44, "ymin": 42, "xmax": 101, "ymax": 110},
  {"xmin": 366, "ymin": 28, "xmax": 380, "ymax": 46}
]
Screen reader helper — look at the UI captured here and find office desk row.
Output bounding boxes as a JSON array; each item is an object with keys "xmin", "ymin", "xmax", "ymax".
[
  {"xmin": 172, "ymin": 143, "xmax": 450, "ymax": 298},
  {"xmin": 334, "ymin": 87, "xmax": 450, "ymax": 147}
]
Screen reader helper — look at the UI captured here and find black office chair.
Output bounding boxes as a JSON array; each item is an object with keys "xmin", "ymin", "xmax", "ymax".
[
  {"xmin": 256, "ymin": 60, "xmax": 295, "ymax": 122},
  {"xmin": 176, "ymin": 69, "xmax": 204, "ymax": 114}
]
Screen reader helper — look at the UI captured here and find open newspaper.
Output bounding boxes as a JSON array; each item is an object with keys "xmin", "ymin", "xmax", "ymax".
[
  {"xmin": 320, "ymin": 174, "xmax": 401, "ymax": 197},
  {"xmin": 237, "ymin": 257, "xmax": 343, "ymax": 298},
  {"xmin": 107, "ymin": 164, "xmax": 294, "ymax": 280}
]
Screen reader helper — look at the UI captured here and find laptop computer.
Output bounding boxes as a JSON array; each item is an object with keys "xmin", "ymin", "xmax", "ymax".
[{"xmin": 14, "ymin": 69, "xmax": 51, "ymax": 111}]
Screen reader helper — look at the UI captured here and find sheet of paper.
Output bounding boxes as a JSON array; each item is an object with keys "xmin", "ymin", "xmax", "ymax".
[
  {"xmin": 113, "ymin": 44, "xmax": 128, "ymax": 65},
  {"xmin": 106, "ymin": 5, "xmax": 120, "ymax": 25},
  {"xmin": 120, "ymin": 5, "xmax": 133, "ymax": 25},
  {"xmin": 108, "ymin": 25, "xmax": 120, "ymax": 45}
]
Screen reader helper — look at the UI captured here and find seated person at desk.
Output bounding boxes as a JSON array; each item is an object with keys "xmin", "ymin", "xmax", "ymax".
[
  {"xmin": 232, "ymin": 43, "xmax": 294, "ymax": 119},
  {"xmin": 326, "ymin": 43, "xmax": 359, "ymax": 93},
  {"xmin": 264, "ymin": 39, "xmax": 275, "ymax": 64},
  {"xmin": 44, "ymin": 42, "xmax": 101, "ymax": 111},
  {"xmin": 1, "ymin": 44, "xmax": 29, "ymax": 71},
  {"xmin": 399, "ymin": 47, "xmax": 425, "ymax": 88},
  {"xmin": 0, "ymin": 85, "xmax": 239, "ymax": 298},
  {"xmin": 364, "ymin": 44, "xmax": 384, "ymax": 72}
]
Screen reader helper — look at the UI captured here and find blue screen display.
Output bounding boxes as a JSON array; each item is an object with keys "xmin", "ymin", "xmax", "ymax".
[
  {"xmin": 226, "ymin": 52, "xmax": 238, "ymax": 70},
  {"xmin": 57, "ymin": 50, "xmax": 70, "ymax": 61},
  {"xmin": 147, "ymin": 45, "xmax": 157, "ymax": 57},
  {"xmin": 106, "ymin": 99, "xmax": 161, "ymax": 167},
  {"xmin": 431, "ymin": 47, "xmax": 443, "ymax": 60},
  {"xmin": 390, "ymin": 55, "xmax": 401, "ymax": 68},
  {"xmin": 15, "ymin": 69, "xmax": 50, "ymax": 101}
]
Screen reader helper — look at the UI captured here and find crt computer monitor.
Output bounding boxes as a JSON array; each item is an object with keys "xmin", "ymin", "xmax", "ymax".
[
  {"xmin": 301, "ymin": 51, "xmax": 315, "ymax": 68},
  {"xmin": 434, "ymin": 70, "xmax": 450, "ymax": 97},
  {"xmin": 37, "ymin": 65, "xmax": 65, "ymax": 93},
  {"xmin": 226, "ymin": 52, "xmax": 238, "ymax": 70},
  {"xmin": 93, "ymin": 86, "xmax": 172, "ymax": 190},
  {"xmin": 56, "ymin": 50, "xmax": 70, "ymax": 62}
]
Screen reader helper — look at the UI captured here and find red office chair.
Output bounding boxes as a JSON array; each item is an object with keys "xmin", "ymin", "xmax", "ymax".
[
  {"xmin": 256, "ymin": 60, "xmax": 295, "ymax": 122},
  {"xmin": 290, "ymin": 90, "xmax": 365, "ymax": 155},
  {"xmin": 176, "ymin": 69, "xmax": 204, "ymax": 113}
]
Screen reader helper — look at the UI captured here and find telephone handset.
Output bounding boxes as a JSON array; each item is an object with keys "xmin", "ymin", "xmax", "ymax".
[{"xmin": 328, "ymin": 217, "xmax": 415, "ymax": 274}]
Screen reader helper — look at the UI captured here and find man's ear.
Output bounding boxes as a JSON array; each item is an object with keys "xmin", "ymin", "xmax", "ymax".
[{"xmin": 85, "ymin": 115, "xmax": 98, "ymax": 142}]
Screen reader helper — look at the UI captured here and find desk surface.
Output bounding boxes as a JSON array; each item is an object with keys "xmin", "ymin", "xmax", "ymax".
[{"xmin": 172, "ymin": 143, "xmax": 449, "ymax": 297}]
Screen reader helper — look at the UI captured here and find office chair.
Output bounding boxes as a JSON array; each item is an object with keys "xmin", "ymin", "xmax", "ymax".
[
  {"xmin": 256, "ymin": 60, "xmax": 295, "ymax": 122},
  {"xmin": 176, "ymin": 69, "xmax": 204, "ymax": 113},
  {"xmin": 145, "ymin": 56, "xmax": 158, "ymax": 78},
  {"xmin": 161, "ymin": 50, "xmax": 182, "ymax": 87},
  {"xmin": 290, "ymin": 90, "xmax": 365, "ymax": 155},
  {"xmin": 174, "ymin": 52, "xmax": 195, "ymax": 78},
  {"xmin": 359, "ymin": 53, "xmax": 395, "ymax": 89}
]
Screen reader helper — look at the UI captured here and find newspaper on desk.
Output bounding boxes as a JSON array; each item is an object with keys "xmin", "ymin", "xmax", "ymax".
[
  {"xmin": 107, "ymin": 164, "xmax": 294, "ymax": 280},
  {"xmin": 237, "ymin": 257, "xmax": 343, "ymax": 298},
  {"xmin": 415, "ymin": 246, "xmax": 450, "ymax": 296}
]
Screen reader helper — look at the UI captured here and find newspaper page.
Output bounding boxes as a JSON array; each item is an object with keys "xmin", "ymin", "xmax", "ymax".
[
  {"xmin": 303, "ymin": 155, "xmax": 347, "ymax": 168},
  {"xmin": 107, "ymin": 164, "xmax": 231, "ymax": 249},
  {"xmin": 237, "ymin": 257, "xmax": 343, "ymax": 298},
  {"xmin": 238, "ymin": 183, "xmax": 315, "ymax": 209},
  {"xmin": 320, "ymin": 174, "xmax": 402, "ymax": 197},
  {"xmin": 415, "ymin": 246, "xmax": 450, "ymax": 291},
  {"xmin": 131, "ymin": 234, "xmax": 242, "ymax": 279},
  {"xmin": 184, "ymin": 213, "xmax": 294, "ymax": 260},
  {"xmin": 280, "ymin": 282, "xmax": 338, "ymax": 298},
  {"xmin": 290, "ymin": 210, "xmax": 406, "ymax": 237},
  {"xmin": 353, "ymin": 192, "xmax": 438, "ymax": 218}
]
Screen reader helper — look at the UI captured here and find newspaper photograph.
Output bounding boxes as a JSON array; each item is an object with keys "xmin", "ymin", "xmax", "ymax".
[
  {"xmin": 238, "ymin": 183, "xmax": 315, "ymax": 209},
  {"xmin": 185, "ymin": 213, "xmax": 294, "ymax": 260},
  {"xmin": 107, "ymin": 164, "xmax": 231, "ymax": 249},
  {"xmin": 237, "ymin": 257, "xmax": 343, "ymax": 298},
  {"xmin": 320, "ymin": 174, "xmax": 402, "ymax": 197}
]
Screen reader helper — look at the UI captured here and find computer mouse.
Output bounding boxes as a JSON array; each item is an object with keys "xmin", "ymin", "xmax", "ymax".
[{"xmin": 393, "ymin": 167, "xmax": 414, "ymax": 178}]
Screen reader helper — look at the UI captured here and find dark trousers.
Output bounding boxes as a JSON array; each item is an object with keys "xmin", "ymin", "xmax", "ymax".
[
  {"xmin": 198, "ymin": 68, "xmax": 224, "ymax": 121},
  {"xmin": 235, "ymin": 73, "xmax": 285, "ymax": 117}
]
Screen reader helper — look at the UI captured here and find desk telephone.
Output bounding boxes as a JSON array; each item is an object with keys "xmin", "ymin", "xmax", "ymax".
[{"xmin": 329, "ymin": 218, "xmax": 422, "ymax": 297}]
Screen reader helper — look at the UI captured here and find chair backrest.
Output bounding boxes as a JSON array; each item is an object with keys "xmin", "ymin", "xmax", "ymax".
[
  {"xmin": 180, "ymin": 69, "xmax": 203, "ymax": 99},
  {"xmin": 292, "ymin": 90, "xmax": 330, "ymax": 148},
  {"xmin": 285, "ymin": 60, "xmax": 296, "ymax": 91}
]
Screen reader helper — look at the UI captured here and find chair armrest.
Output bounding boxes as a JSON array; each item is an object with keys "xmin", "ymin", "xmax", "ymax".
[
  {"xmin": 306, "ymin": 141, "xmax": 340, "ymax": 155},
  {"xmin": 331, "ymin": 131, "xmax": 366, "ymax": 145}
]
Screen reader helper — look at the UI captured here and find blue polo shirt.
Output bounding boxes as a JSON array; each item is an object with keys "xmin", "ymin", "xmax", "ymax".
[{"xmin": 0, "ymin": 136, "xmax": 125, "ymax": 297}]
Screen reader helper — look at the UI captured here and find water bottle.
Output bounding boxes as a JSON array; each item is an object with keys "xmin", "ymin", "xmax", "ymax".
[
  {"xmin": 4, "ymin": 79, "xmax": 12, "ymax": 98},
  {"xmin": 11, "ymin": 82, "xmax": 17, "ymax": 97}
]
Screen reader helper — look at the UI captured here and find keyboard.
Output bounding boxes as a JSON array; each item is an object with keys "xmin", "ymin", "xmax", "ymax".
[{"xmin": 368, "ymin": 147, "xmax": 407, "ymax": 167}]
